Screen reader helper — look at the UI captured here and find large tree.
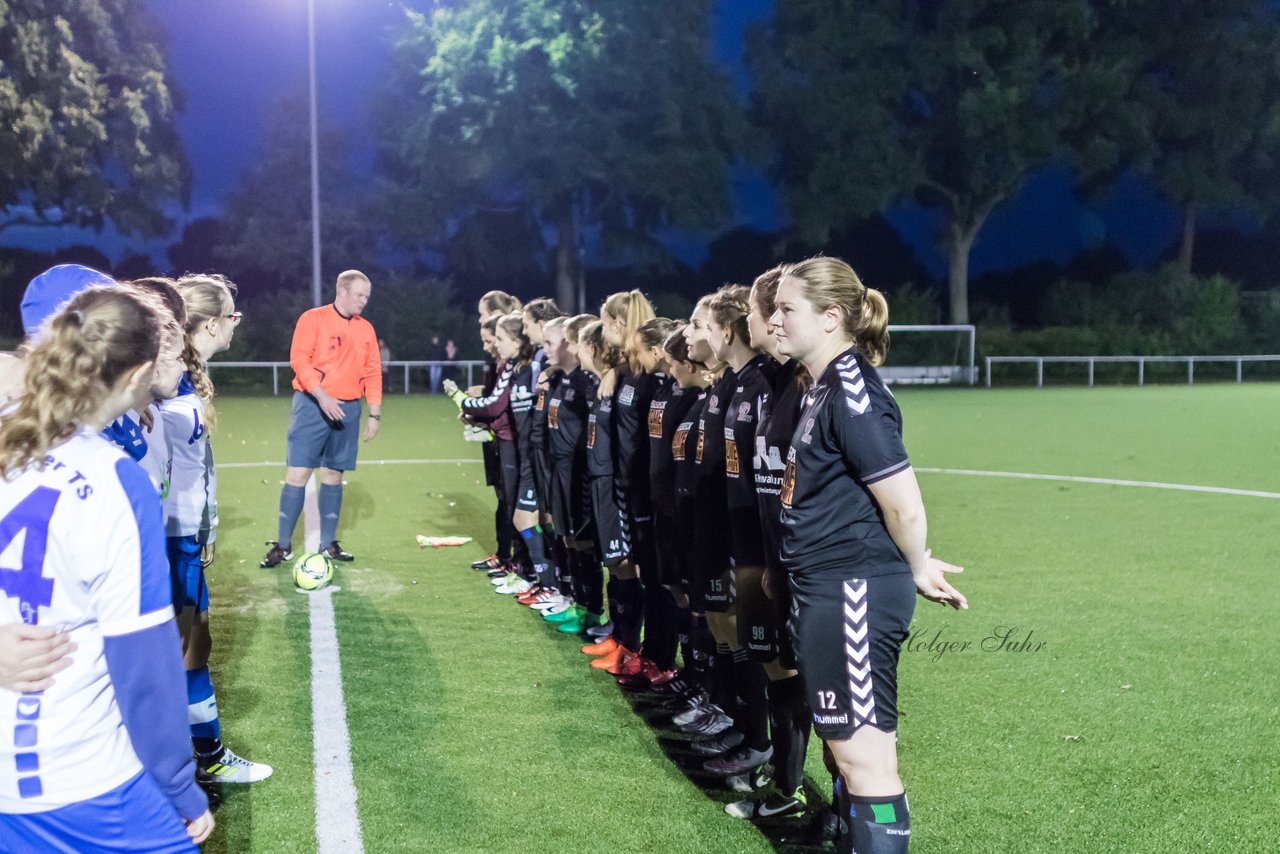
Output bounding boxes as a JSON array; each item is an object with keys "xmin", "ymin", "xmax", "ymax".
[
  {"xmin": 1120, "ymin": 2, "xmax": 1280, "ymax": 275},
  {"xmin": 751, "ymin": 0, "xmax": 1128, "ymax": 323},
  {"xmin": 0, "ymin": 0, "xmax": 187, "ymax": 236},
  {"xmin": 215, "ymin": 101, "xmax": 382, "ymax": 297},
  {"xmin": 381, "ymin": 1, "xmax": 743, "ymax": 309}
]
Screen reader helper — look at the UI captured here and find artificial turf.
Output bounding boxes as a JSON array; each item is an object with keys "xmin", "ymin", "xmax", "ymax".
[{"xmin": 197, "ymin": 383, "xmax": 1279, "ymax": 852}]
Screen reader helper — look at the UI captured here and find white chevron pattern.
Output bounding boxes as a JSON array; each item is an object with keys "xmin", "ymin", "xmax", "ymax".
[
  {"xmin": 836, "ymin": 355, "xmax": 871, "ymax": 416},
  {"xmin": 842, "ymin": 578, "xmax": 877, "ymax": 728}
]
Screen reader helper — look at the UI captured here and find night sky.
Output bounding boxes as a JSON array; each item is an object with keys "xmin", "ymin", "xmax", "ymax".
[{"xmin": 2, "ymin": 0, "xmax": 1192, "ymax": 279}]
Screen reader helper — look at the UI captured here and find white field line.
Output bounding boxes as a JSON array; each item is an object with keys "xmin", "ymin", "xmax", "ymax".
[
  {"xmin": 220, "ymin": 458, "xmax": 481, "ymax": 469},
  {"xmin": 913, "ymin": 467, "xmax": 1280, "ymax": 500},
  {"xmin": 308, "ymin": 587, "xmax": 364, "ymax": 854}
]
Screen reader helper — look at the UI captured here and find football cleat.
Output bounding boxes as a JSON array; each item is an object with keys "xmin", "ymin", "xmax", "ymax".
[
  {"xmin": 672, "ymin": 698, "xmax": 718, "ymax": 727},
  {"xmin": 724, "ymin": 788, "xmax": 806, "ymax": 819},
  {"xmin": 688, "ymin": 727, "xmax": 744, "ymax": 755},
  {"xmin": 581, "ymin": 637, "xmax": 618, "ymax": 656},
  {"xmin": 704, "ymin": 744, "xmax": 774, "ymax": 775},
  {"xmin": 495, "ymin": 575, "xmax": 532, "ymax": 595},
  {"xmin": 515, "ymin": 586, "xmax": 546, "ymax": 606},
  {"xmin": 324, "ymin": 541, "xmax": 354, "ymax": 562},
  {"xmin": 585, "ymin": 620, "xmax": 613, "ymax": 640},
  {"xmin": 258, "ymin": 541, "xmax": 293, "ymax": 569},
  {"xmin": 680, "ymin": 710, "xmax": 736, "ymax": 738},
  {"xmin": 471, "ymin": 554, "xmax": 503, "ymax": 571},
  {"xmin": 492, "ymin": 571, "xmax": 519, "ymax": 586},
  {"xmin": 726, "ymin": 766, "xmax": 773, "ymax": 794},
  {"xmin": 196, "ymin": 746, "xmax": 273, "ymax": 784}
]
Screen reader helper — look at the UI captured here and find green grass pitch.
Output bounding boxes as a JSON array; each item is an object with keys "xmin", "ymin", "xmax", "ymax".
[{"xmin": 196, "ymin": 384, "xmax": 1279, "ymax": 853}]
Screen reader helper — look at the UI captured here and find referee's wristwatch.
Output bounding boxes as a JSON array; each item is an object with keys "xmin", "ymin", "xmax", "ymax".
[{"xmin": 369, "ymin": 414, "xmax": 381, "ymax": 421}]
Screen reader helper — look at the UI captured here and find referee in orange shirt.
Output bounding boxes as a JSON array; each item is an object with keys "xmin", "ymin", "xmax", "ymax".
[{"xmin": 261, "ymin": 270, "xmax": 382, "ymax": 568}]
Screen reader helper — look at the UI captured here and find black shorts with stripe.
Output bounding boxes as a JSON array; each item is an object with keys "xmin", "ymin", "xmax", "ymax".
[
  {"xmin": 732, "ymin": 566, "xmax": 778, "ymax": 662},
  {"xmin": 589, "ymin": 475, "xmax": 629, "ymax": 568},
  {"xmin": 548, "ymin": 455, "xmax": 589, "ymax": 541},
  {"xmin": 788, "ymin": 569, "xmax": 915, "ymax": 740}
]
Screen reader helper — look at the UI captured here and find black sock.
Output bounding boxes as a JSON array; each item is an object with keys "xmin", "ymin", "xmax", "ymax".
[
  {"xmin": 689, "ymin": 615, "xmax": 713, "ymax": 692},
  {"xmin": 193, "ymin": 737, "xmax": 223, "ymax": 761},
  {"xmin": 641, "ymin": 585, "xmax": 678, "ymax": 670},
  {"xmin": 675, "ymin": 606, "xmax": 693, "ymax": 670},
  {"xmin": 606, "ymin": 577, "xmax": 621, "ymax": 627},
  {"xmin": 711, "ymin": 643, "xmax": 735, "ymax": 715},
  {"xmin": 732, "ymin": 649, "xmax": 770, "ymax": 752},
  {"xmin": 614, "ymin": 578, "xmax": 644, "ymax": 651},
  {"xmin": 848, "ymin": 792, "xmax": 910, "ymax": 854},
  {"xmin": 767, "ymin": 674, "xmax": 811, "ymax": 794}
]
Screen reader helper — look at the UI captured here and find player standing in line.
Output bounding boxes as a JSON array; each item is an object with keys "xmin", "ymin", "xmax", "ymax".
[
  {"xmin": 0, "ymin": 287, "xmax": 214, "ymax": 850},
  {"xmin": 470, "ymin": 292, "xmax": 523, "ymax": 573},
  {"xmin": 162, "ymin": 274, "xmax": 272, "ymax": 784},
  {"xmin": 577, "ymin": 321, "xmax": 635, "ymax": 669},
  {"xmin": 534, "ymin": 316, "xmax": 600, "ymax": 633},
  {"xmin": 556, "ymin": 315, "xmax": 610, "ymax": 637},
  {"xmin": 693, "ymin": 286, "xmax": 777, "ymax": 774},
  {"xmin": 662, "ymin": 325, "xmax": 715, "ymax": 711},
  {"xmin": 260, "ymin": 270, "xmax": 382, "ymax": 569},
  {"xmin": 724, "ymin": 268, "xmax": 815, "ymax": 822},
  {"xmin": 677, "ymin": 291, "xmax": 743, "ymax": 747},
  {"xmin": 615, "ymin": 316, "xmax": 685, "ymax": 690},
  {"xmin": 772, "ymin": 257, "xmax": 967, "ymax": 854},
  {"xmin": 448, "ymin": 315, "xmax": 538, "ymax": 593},
  {"xmin": 517, "ymin": 298, "xmax": 566, "ymax": 604},
  {"xmin": 599, "ymin": 291, "xmax": 658, "ymax": 678}
]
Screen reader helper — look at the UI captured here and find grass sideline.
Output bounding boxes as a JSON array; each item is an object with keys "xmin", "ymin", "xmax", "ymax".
[{"xmin": 197, "ymin": 385, "xmax": 1279, "ymax": 852}]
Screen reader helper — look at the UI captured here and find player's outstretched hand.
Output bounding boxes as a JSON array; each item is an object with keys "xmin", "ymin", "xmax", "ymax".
[
  {"xmin": 913, "ymin": 551, "xmax": 968, "ymax": 610},
  {"xmin": 0, "ymin": 624, "xmax": 76, "ymax": 693},
  {"xmin": 185, "ymin": 810, "xmax": 215, "ymax": 844},
  {"xmin": 442, "ymin": 379, "xmax": 459, "ymax": 397}
]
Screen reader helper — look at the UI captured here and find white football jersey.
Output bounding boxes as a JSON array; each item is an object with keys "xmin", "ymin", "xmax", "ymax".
[
  {"xmin": 157, "ymin": 375, "xmax": 211, "ymax": 537},
  {"xmin": 0, "ymin": 430, "xmax": 174, "ymax": 812},
  {"xmin": 126, "ymin": 406, "xmax": 171, "ymax": 500}
]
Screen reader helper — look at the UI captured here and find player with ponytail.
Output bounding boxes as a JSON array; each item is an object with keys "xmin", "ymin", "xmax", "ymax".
[
  {"xmin": 159, "ymin": 273, "xmax": 272, "ymax": 784},
  {"xmin": 771, "ymin": 256, "xmax": 967, "ymax": 854},
  {"xmin": 0, "ymin": 288, "xmax": 214, "ymax": 849}
]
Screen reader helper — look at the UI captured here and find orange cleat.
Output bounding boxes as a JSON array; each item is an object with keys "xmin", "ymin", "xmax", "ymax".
[
  {"xmin": 605, "ymin": 647, "xmax": 637, "ymax": 675},
  {"xmin": 581, "ymin": 637, "xmax": 618, "ymax": 656},
  {"xmin": 590, "ymin": 645, "xmax": 629, "ymax": 670}
]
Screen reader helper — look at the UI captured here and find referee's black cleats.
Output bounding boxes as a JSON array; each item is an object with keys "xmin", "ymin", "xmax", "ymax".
[
  {"xmin": 259, "ymin": 541, "xmax": 293, "ymax": 569},
  {"xmin": 324, "ymin": 541, "xmax": 354, "ymax": 562}
]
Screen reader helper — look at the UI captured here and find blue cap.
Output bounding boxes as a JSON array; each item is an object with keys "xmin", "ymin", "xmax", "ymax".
[{"xmin": 20, "ymin": 264, "xmax": 117, "ymax": 337}]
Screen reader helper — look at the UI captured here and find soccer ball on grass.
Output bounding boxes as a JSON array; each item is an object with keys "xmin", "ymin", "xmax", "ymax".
[{"xmin": 293, "ymin": 552, "xmax": 334, "ymax": 591}]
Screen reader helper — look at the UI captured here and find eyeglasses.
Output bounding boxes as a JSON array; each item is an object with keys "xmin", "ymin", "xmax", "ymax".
[{"xmin": 224, "ymin": 311, "xmax": 243, "ymax": 324}]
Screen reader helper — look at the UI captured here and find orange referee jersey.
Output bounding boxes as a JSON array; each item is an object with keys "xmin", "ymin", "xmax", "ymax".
[{"xmin": 290, "ymin": 305, "xmax": 383, "ymax": 405}]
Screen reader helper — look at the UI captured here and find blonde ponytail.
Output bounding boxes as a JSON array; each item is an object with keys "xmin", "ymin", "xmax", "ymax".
[{"xmin": 0, "ymin": 288, "xmax": 162, "ymax": 477}]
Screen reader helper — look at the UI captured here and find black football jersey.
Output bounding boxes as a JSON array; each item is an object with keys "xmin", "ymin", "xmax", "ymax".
[
  {"xmin": 531, "ymin": 369, "xmax": 556, "ymax": 452},
  {"xmin": 723, "ymin": 355, "xmax": 777, "ymax": 512},
  {"xmin": 586, "ymin": 378, "xmax": 616, "ymax": 478},
  {"xmin": 673, "ymin": 390, "xmax": 707, "ymax": 502},
  {"xmin": 780, "ymin": 346, "xmax": 911, "ymax": 577},
  {"xmin": 612, "ymin": 366, "xmax": 659, "ymax": 513},
  {"xmin": 508, "ymin": 361, "xmax": 537, "ymax": 454},
  {"xmin": 648, "ymin": 377, "xmax": 697, "ymax": 513},
  {"xmin": 755, "ymin": 359, "xmax": 805, "ymax": 570},
  {"xmin": 548, "ymin": 367, "xmax": 596, "ymax": 461},
  {"xmin": 692, "ymin": 368, "xmax": 737, "ymax": 527}
]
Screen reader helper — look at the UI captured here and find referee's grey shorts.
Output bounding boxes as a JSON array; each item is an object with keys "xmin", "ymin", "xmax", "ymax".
[{"xmin": 286, "ymin": 392, "xmax": 362, "ymax": 471}]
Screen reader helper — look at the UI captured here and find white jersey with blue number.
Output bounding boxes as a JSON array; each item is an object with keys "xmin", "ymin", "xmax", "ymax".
[
  {"xmin": 158, "ymin": 375, "xmax": 213, "ymax": 538},
  {"xmin": 0, "ymin": 430, "xmax": 174, "ymax": 812},
  {"xmin": 129, "ymin": 405, "xmax": 171, "ymax": 501}
]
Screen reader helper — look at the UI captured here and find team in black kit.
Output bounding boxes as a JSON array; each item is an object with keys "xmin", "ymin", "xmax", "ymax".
[{"xmin": 451, "ymin": 257, "xmax": 968, "ymax": 853}]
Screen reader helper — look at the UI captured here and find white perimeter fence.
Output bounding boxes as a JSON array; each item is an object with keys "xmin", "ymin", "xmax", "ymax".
[{"xmin": 985, "ymin": 354, "xmax": 1280, "ymax": 387}]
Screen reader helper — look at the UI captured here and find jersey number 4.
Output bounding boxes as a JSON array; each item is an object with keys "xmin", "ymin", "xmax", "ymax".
[{"xmin": 0, "ymin": 487, "xmax": 61, "ymax": 625}]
